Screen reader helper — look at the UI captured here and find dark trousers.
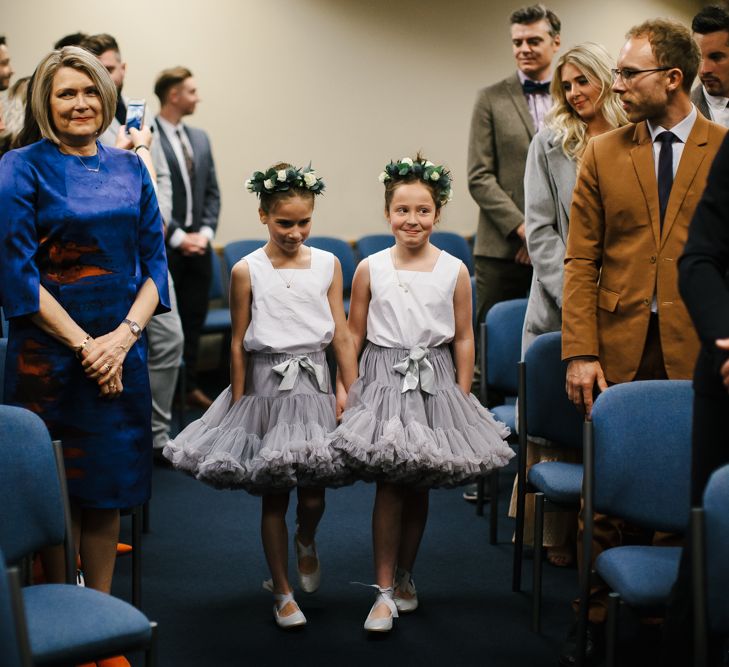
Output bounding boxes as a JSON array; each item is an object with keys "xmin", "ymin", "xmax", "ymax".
[{"xmin": 167, "ymin": 245, "xmax": 212, "ymax": 392}]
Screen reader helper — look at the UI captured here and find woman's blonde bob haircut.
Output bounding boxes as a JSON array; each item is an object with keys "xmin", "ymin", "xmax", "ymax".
[
  {"xmin": 31, "ymin": 46, "xmax": 117, "ymax": 145},
  {"xmin": 546, "ymin": 42, "xmax": 627, "ymax": 162}
]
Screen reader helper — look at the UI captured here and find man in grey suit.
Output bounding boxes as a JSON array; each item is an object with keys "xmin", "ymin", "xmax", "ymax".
[
  {"xmin": 468, "ymin": 4, "xmax": 561, "ymax": 331},
  {"xmin": 692, "ymin": 5, "xmax": 729, "ymax": 128},
  {"xmin": 155, "ymin": 66, "xmax": 221, "ymax": 409},
  {"xmin": 83, "ymin": 34, "xmax": 185, "ymax": 453}
]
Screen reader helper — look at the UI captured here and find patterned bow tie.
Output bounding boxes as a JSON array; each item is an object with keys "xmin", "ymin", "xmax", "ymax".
[
  {"xmin": 522, "ymin": 79, "xmax": 551, "ymax": 94},
  {"xmin": 393, "ymin": 347, "xmax": 436, "ymax": 395}
]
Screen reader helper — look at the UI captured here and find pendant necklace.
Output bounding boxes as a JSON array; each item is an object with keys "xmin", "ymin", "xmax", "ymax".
[
  {"xmin": 75, "ymin": 152, "xmax": 101, "ymax": 173},
  {"xmin": 274, "ymin": 266, "xmax": 296, "ymax": 289}
]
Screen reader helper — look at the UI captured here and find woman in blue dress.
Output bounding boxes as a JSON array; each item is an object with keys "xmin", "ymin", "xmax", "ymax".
[{"xmin": 0, "ymin": 47, "xmax": 169, "ymax": 593}]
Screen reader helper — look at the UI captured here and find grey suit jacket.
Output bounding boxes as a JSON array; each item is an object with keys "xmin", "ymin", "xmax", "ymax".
[
  {"xmin": 98, "ymin": 97, "xmax": 173, "ymax": 223},
  {"xmin": 521, "ymin": 128, "xmax": 576, "ymax": 355},
  {"xmin": 468, "ymin": 72, "xmax": 536, "ymax": 259},
  {"xmin": 155, "ymin": 118, "xmax": 221, "ymax": 242},
  {"xmin": 692, "ymin": 85, "xmax": 711, "ymax": 121}
]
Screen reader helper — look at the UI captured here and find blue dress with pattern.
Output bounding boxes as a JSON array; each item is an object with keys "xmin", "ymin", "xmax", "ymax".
[{"xmin": 0, "ymin": 139, "xmax": 170, "ymax": 509}]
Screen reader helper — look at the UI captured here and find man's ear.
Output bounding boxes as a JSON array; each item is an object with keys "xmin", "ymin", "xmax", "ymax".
[{"xmin": 666, "ymin": 67, "xmax": 684, "ymax": 93}]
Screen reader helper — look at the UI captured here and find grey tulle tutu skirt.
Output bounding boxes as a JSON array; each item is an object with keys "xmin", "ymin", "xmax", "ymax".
[
  {"xmin": 329, "ymin": 343, "xmax": 514, "ymax": 487},
  {"xmin": 163, "ymin": 350, "xmax": 344, "ymax": 494}
]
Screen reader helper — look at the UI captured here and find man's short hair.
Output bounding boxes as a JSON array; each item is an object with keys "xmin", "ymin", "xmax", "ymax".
[
  {"xmin": 509, "ymin": 4, "xmax": 561, "ymax": 37},
  {"xmin": 154, "ymin": 66, "xmax": 193, "ymax": 105},
  {"xmin": 627, "ymin": 19, "xmax": 700, "ymax": 94},
  {"xmin": 80, "ymin": 33, "xmax": 120, "ymax": 57},
  {"xmin": 53, "ymin": 32, "xmax": 87, "ymax": 49},
  {"xmin": 692, "ymin": 5, "xmax": 729, "ymax": 35},
  {"xmin": 0, "ymin": 36, "xmax": 6, "ymax": 47}
]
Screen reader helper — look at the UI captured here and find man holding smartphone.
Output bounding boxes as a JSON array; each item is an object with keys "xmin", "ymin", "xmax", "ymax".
[{"xmin": 82, "ymin": 33, "xmax": 185, "ymax": 456}]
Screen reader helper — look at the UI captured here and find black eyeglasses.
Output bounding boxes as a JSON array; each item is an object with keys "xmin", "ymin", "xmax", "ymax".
[{"xmin": 611, "ymin": 66, "xmax": 672, "ymax": 83}]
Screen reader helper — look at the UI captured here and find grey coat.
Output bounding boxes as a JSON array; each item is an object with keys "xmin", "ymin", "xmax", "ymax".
[
  {"xmin": 468, "ymin": 73, "xmax": 536, "ymax": 259},
  {"xmin": 521, "ymin": 128, "xmax": 577, "ymax": 355},
  {"xmin": 692, "ymin": 85, "xmax": 711, "ymax": 121}
]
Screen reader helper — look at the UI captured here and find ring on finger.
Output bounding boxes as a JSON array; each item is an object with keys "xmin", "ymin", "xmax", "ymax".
[{"xmin": 104, "ymin": 363, "xmax": 111, "ymax": 373}]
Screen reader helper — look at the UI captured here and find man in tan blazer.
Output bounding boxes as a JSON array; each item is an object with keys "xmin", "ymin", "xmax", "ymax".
[
  {"xmin": 559, "ymin": 19, "xmax": 726, "ymax": 666},
  {"xmin": 467, "ymin": 4, "xmax": 561, "ymax": 330}
]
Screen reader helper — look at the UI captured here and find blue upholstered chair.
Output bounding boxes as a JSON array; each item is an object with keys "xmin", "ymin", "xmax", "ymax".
[
  {"xmin": 202, "ymin": 250, "xmax": 233, "ymax": 335},
  {"xmin": 430, "ymin": 231, "xmax": 474, "ymax": 275},
  {"xmin": 222, "ymin": 239, "xmax": 267, "ymax": 273},
  {"xmin": 355, "ymin": 234, "xmax": 392, "ymax": 260},
  {"xmin": 0, "ymin": 551, "xmax": 31, "ymax": 667},
  {"xmin": 476, "ymin": 298, "xmax": 528, "ymax": 540},
  {"xmin": 0, "ymin": 404, "xmax": 158, "ymax": 666},
  {"xmin": 692, "ymin": 464, "xmax": 729, "ymax": 667},
  {"xmin": 306, "ymin": 236, "xmax": 357, "ymax": 313},
  {"xmin": 577, "ymin": 380, "xmax": 693, "ymax": 667},
  {"xmin": 512, "ymin": 332, "xmax": 584, "ymax": 632}
]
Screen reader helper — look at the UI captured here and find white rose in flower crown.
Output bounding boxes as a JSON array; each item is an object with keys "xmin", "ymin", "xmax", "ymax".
[
  {"xmin": 400, "ymin": 157, "xmax": 414, "ymax": 166},
  {"xmin": 424, "ymin": 161, "xmax": 434, "ymax": 168},
  {"xmin": 277, "ymin": 169, "xmax": 287, "ymax": 182},
  {"xmin": 303, "ymin": 172, "xmax": 317, "ymax": 187},
  {"xmin": 264, "ymin": 179, "xmax": 274, "ymax": 190},
  {"xmin": 378, "ymin": 171, "xmax": 388, "ymax": 183},
  {"xmin": 430, "ymin": 171, "xmax": 441, "ymax": 181},
  {"xmin": 245, "ymin": 179, "xmax": 253, "ymax": 191}
]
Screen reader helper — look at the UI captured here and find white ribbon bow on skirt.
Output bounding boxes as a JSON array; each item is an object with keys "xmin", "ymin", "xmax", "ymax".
[
  {"xmin": 393, "ymin": 346, "xmax": 435, "ymax": 394},
  {"xmin": 272, "ymin": 355, "xmax": 328, "ymax": 392}
]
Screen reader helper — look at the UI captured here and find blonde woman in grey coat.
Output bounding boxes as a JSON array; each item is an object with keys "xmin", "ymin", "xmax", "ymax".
[{"xmin": 509, "ymin": 43, "xmax": 627, "ymax": 566}]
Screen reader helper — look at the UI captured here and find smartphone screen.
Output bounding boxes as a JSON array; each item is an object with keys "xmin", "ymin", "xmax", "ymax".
[{"xmin": 125, "ymin": 99, "xmax": 146, "ymax": 134}]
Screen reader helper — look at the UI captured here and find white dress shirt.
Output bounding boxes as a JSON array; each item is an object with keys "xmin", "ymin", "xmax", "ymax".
[
  {"xmin": 702, "ymin": 87, "xmax": 729, "ymax": 128},
  {"xmin": 517, "ymin": 69, "xmax": 552, "ymax": 133}
]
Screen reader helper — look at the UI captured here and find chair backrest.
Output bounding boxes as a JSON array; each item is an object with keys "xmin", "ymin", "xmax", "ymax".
[
  {"xmin": 306, "ymin": 236, "xmax": 356, "ymax": 292},
  {"xmin": 0, "ymin": 307, "xmax": 8, "ymax": 338},
  {"xmin": 0, "ymin": 405, "xmax": 66, "ymax": 564},
  {"xmin": 704, "ymin": 464, "xmax": 729, "ymax": 633},
  {"xmin": 523, "ymin": 331, "xmax": 583, "ymax": 448},
  {"xmin": 222, "ymin": 239, "xmax": 267, "ymax": 274},
  {"xmin": 591, "ymin": 380, "xmax": 693, "ymax": 533},
  {"xmin": 208, "ymin": 251, "xmax": 225, "ymax": 301},
  {"xmin": 355, "ymin": 234, "xmax": 392, "ymax": 260},
  {"xmin": 484, "ymin": 298, "xmax": 528, "ymax": 395},
  {"xmin": 431, "ymin": 232, "xmax": 474, "ymax": 275},
  {"xmin": 0, "ymin": 550, "xmax": 30, "ymax": 667},
  {"xmin": 0, "ymin": 337, "xmax": 7, "ymax": 404}
]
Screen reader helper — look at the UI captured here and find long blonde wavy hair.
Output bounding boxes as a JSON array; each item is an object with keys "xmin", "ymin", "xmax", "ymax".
[{"xmin": 546, "ymin": 42, "xmax": 627, "ymax": 162}]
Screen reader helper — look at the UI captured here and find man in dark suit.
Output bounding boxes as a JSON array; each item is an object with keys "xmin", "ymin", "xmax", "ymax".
[
  {"xmin": 155, "ymin": 67, "xmax": 220, "ymax": 409},
  {"xmin": 691, "ymin": 5, "xmax": 729, "ymax": 127}
]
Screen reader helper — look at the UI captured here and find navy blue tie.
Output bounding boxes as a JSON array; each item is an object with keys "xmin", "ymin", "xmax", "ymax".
[
  {"xmin": 522, "ymin": 79, "xmax": 551, "ymax": 94},
  {"xmin": 655, "ymin": 131, "xmax": 678, "ymax": 229}
]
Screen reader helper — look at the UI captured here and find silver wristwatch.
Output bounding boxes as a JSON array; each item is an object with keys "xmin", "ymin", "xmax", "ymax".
[{"xmin": 123, "ymin": 318, "xmax": 142, "ymax": 338}]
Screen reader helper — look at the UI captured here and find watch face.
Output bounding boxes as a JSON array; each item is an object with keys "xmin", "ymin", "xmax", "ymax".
[{"xmin": 131, "ymin": 323, "xmax": 141, "ymax": 336}]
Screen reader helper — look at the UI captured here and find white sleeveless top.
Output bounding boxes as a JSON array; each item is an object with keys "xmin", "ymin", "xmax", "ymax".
[
  {"xmin": 243, "ymin": 247, "xmax": 335, "ymax": 353},
  {"xmin": 366, "ymin": 248, "xmax": 462, "ymax": 349}
]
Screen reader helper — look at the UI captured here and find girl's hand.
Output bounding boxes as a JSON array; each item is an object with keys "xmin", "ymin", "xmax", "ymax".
[
  {"xmin": 81, "ymin": 325, "xmax": 137, "ymax": 383},
  {"xmin": 336, "ymin": 384, "xmax": 348, "ymax": 420}
]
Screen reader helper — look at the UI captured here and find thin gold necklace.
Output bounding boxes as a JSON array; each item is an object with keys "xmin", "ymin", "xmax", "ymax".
[
  {"xmin": 392, "ymin": 250, "xmax": 415, "ymax": 293},
  {"xmin": 74, "ymin": 152, "xmax": 101, "ymax": 173}
]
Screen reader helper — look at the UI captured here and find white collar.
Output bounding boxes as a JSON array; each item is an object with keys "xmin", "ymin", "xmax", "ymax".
[
  {"xmin": 157, "ymin": 115, "xmax": 184, "ymax": 135},
  {"xmin": 703, "ymin": 87, "xmax": 729, "ymax": 110},
  {"xmin": 647, "ymin": 105, "xmax": 697, "ymax": 144}
]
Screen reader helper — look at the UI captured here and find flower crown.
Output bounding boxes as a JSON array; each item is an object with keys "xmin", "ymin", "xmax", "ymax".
[
  {"xmin": 245, "ymin": 164, "xmax": 325, "ymax": 197},
  {"xmin": 378, "ymin": 157, "xmax": 453, "ymax": 205}
]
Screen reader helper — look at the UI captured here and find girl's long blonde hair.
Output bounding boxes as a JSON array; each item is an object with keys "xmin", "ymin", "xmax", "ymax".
[{"xmin": 546, "ymin": 42, "xmax": 628, "ymax": 162}]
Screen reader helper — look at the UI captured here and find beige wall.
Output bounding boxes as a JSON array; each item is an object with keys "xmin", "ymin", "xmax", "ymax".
[{"xmin": 4, "ymin": 0, "xmax": 702, "ymax": 244}]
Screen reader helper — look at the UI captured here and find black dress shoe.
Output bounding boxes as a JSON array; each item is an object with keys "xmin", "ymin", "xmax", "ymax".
[{"xmin": 559, "ymin": 620, "xmax": 604, "ymax": 666}]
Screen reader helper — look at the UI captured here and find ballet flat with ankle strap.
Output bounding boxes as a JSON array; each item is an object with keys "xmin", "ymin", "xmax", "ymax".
[
  {"xmin": 393, "ymin": 567, "xmax": 418, "ymax": 613},
  {"xmin": 363, "ymin": 585, "xmax": 399, "ymax": 632},
  {"xmin": 263, "ymin": 579, "xmax": 307, "ymax": 629},
  {"xmin": 294, "ymin": 533, "xmax": 321, "ymax": 593}
]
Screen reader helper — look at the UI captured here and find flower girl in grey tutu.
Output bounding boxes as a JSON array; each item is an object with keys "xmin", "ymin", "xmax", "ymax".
[
  {"xmin": 164, "ymin": 163, "xmax": 357, "ymax": 628},
  {"xmin": 330, "ymin": 156, "xmax": 514, "ymax": 632}
]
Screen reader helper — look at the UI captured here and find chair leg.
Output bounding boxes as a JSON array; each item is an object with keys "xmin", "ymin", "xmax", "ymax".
[
  {"xmin": 145, "ymin": 621, "xmax": 158, "ymax": 667},
  {"xmin": 131, "ymin": 506, "xmax": 142, "ymax": 609},
  {"xmin": 476, "ymin": 477, "xmax": 485, "ymax": 517},
  {"xmin": 178, "ymin": 361, "xmax": 187, "ymax": 428},
  {"xmin": 489, "ymin": 469, "xmax": 499, "ymax": 545},
  {"xmin": 605, "ymin": 591, "xmax": 620, "ymax": 667},
  {"xmin": 532, "ymin": 492, "xmax": 545, "ymax": 633}
]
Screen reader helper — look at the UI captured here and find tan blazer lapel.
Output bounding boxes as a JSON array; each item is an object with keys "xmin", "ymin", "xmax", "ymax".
[
  {"xmin": 661, "ymin": 115, "xmax": 710, "ymax": 247},
  {"xmin": 505, "ymin": 74, "xmax": 536, "ymax": 138},
  {"xmin": 630, "ymin": 122, "xmax": 661, "ymax": 247}
]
